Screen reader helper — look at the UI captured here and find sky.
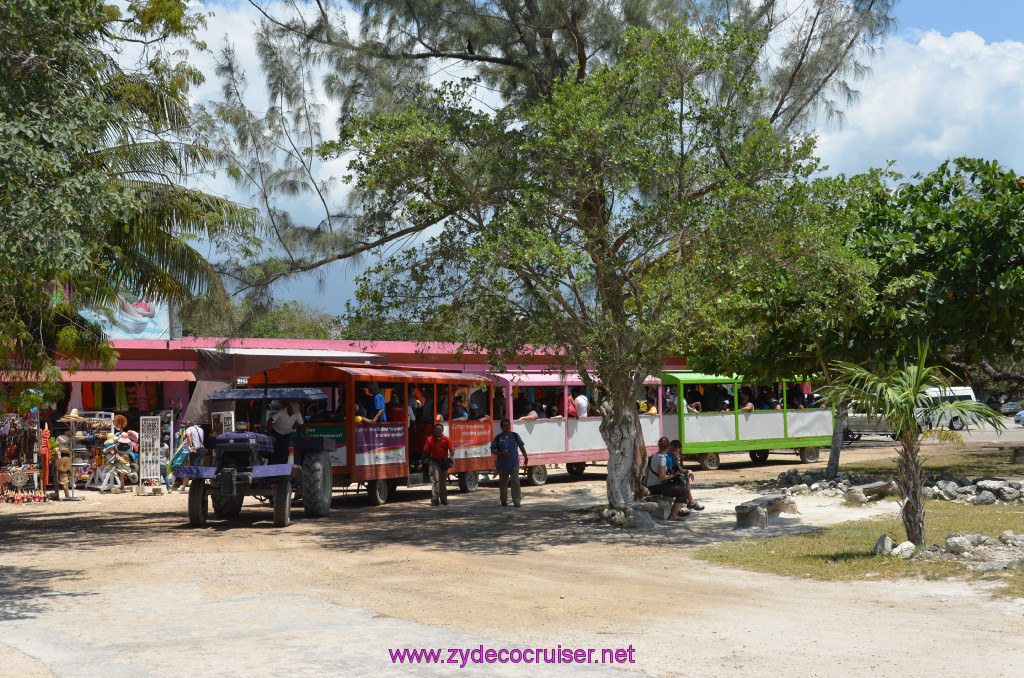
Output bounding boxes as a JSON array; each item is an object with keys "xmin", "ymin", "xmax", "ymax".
[{"xmin": 189, "ymin": 1, "xmax": 1024, "ymax": 315}]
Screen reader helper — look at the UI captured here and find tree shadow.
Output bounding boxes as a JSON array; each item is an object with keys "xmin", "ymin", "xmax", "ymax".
[{"xmin": 0, "ymin": 565, "xmax": 97, "ymax": 622}]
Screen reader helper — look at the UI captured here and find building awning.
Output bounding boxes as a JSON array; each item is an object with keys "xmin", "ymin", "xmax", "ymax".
[
  {"xmin": 61, "ymin": 370, "xmax": 197, "ymax": 382},
  {"xmin": 248, "ymin": 361, "xmax": 490, "ymax": 387},
  {"xmin": 487, "ymin": 371, "xmax": 662, "ymax": 387}
]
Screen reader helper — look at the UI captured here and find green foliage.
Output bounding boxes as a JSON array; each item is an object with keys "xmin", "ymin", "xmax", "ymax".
[
  {"xmin": 854, "ymin": 158, "xmax": 1024, "ymax": 365},
  {"xmin": 822, "ymin": 340, "xmax": 1005, "ymax": 544},
  {"xmin": 0, "ymin": 0, "xmax": 258, "ymax": 409}
]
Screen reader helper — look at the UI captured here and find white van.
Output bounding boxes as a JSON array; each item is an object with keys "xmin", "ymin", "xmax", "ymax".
[{"xmin": 920, "ymin": 386, "xmax": 978, "ymax": 431}]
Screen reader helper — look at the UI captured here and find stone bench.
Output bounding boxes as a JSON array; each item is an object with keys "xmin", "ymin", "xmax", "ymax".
[{"xmin": 735, "ymin": 494, "xmax": 799, "ymax": 529}]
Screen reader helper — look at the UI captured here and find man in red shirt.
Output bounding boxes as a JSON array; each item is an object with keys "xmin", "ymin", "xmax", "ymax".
[{"xmin": 421, "ymin": 423, "xmax": 453, "ymax": 505}]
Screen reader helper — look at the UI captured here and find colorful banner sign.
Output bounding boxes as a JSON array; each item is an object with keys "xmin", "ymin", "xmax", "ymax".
[
  {"xmin": 305, "ymin": 424, "xmax": 348, "ymax": 467},
  {"xmin": 354, "ymin": 423, "xmax": 405, "ymax": 466},
  {"xmin": 451, "ymin": 421, "xmax": 492, "ymax": 460}
]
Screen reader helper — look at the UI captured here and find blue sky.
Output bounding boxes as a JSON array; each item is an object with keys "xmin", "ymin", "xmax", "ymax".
[{"xmin": 192, "ymin": 1, "xmax": 1024, "ymax": 315}]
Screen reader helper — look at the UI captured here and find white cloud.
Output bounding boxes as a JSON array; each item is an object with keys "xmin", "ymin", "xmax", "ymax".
[{"xmin": 817, "ymin": 30, "xmax": 1024, "ymax": 177}]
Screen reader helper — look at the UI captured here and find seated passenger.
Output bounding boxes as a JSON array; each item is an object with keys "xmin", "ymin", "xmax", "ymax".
[
  {"xmin": 451, "ymin": 396, "xmax": 469, "ymax": 421},
  {"xmin": 719, "ymin": 399, "xmax": 732, "ymax": 413},
  {"xmin": 646, "ymin": 438, "xmax": 690, "ymax": 521},
  {"xmin": 519, "ymin": 402, "xmax": 544, "ymax": 421},
  {"xmin": 738, "ymin": 393, "xmax": 755, "ymax": 413},
  {"xmin": 768, "ymin": 397, "xmax": 782, "ymax": 410},
  {"xmin": 548, "ymin": 405, "xmax": 563, "ymax": 419},
  {"xmin": 669, "ymin": 440, "xmax": 703, "ymax": 511},
  {"xmin": 645, "ymin": 397, "xmax": 658, "ymax": 415}
]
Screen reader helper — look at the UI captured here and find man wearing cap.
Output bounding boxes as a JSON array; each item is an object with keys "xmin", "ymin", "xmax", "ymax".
[{"xmin": 269, "ymin": 401, "xmax": 305, "ymax": 464}]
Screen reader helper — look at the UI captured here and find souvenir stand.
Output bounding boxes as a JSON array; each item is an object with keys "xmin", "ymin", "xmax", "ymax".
[
  {"xmin": 1, "ymin": 411, "xmax": 44, "ymax": 503},
  {"xmin": 55, "ymin": 410, "xmax": 114, "ymax": 499}
]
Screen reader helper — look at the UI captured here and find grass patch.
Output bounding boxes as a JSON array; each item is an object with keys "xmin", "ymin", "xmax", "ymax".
[
  {"xmin": 842, "ymin": 449, "xmax": 1024, "ymax": 480},
  {"xmin": 695, "ymin": 501, "xmax": 1024, "ymax": 596}
]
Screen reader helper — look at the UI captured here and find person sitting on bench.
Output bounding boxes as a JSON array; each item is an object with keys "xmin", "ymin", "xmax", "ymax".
[{"xmin": 647, "ymin": 437, "xmax": 690, "ymax": 520}]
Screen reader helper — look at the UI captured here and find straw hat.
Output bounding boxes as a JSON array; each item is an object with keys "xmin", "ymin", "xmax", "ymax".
[
  {"xmin": 117, "ymin": 432, "xmax": 132, "ymax": 444},
  {"xmin": 58, "ymin": 408, "xmax": 87, "ymax": 423},
  {"xmin": 56, "ymin": 434, "xmax": 71, "ymax": 447},
  {"xmin": 104, "ymin": 433, "xmax": 117, "ymax": 444},
  {"xmin": 113, "ymin": 415, "xmax": 128, "ymax": 431},
  {"xmin": 57, "ymin": 456, "xmax": 73, "ymax": 473}
]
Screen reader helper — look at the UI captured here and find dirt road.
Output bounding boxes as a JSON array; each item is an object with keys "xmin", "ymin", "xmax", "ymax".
[{"xmin": 2, "ymin": 433, "xmax": 1023, "ymax": 677}]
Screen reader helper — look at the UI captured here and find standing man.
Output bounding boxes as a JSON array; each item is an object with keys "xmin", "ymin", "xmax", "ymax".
[
  {"xmin": 269, "ymin": 401, "xmax": 305, "ymax": 464},
  {"xmin": 491, "ymin": 418, "xmax": 529, "ymax": 507},
  {"xmin": 180, "ymin": 420, "xmax": 205, "ymax": 492},
  {"xmin": 421, "ymin": 423, "xmax": 453, "ymax": 505}
]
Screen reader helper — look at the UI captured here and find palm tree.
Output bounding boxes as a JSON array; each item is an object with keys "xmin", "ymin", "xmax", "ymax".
[{"xmin": 822, "ymin": 340, "xmax": 1005, "ymax": 546}]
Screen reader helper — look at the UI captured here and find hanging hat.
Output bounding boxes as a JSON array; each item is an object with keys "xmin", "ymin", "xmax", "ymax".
[
  {"xmin": 57, "ymin": 456, "xmax": 73, "ymax": 473},
  {"xmin": 74, "ymin": 431, "xmax": 88, "ymax": 440},
  {"xmin": 56, "ymin": 435, "xmax": 71, "ymax": 447},
  {"xmin": 126, "ymin": 430, "xmax": 139, "ymax": 443},
  {"xmin": 105, "ymin": 433, "xmax": 117, "ymax": 444},
  {"xmin": 113, "ymin": 415, "xmax": 128, "ymax": 431},
  {"xmin": 59, "ymin": 408, "xmax": 87, "ymax": 423},
  {"xmin": 117, "ymin": 432, "xmax": 132, "ymax": 444}
]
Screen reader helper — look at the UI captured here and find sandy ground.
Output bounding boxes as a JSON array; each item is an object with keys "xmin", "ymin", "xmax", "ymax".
[{"xmin": 2, "ymin": 427, "xmax": 1023, "ymax": 677}]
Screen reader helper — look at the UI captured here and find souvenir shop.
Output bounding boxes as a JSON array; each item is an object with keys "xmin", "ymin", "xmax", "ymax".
[{"xmin": 1, "ymin": 377, "xmax": 189, "ymax": 502}]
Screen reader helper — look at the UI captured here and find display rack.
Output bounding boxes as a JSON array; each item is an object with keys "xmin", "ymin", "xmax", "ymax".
[{"xmin": 138, "ymin": 415, "xmax": 161, "ymax": 483}]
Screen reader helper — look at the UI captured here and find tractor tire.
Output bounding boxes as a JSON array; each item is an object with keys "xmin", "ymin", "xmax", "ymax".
[
  {"xmin": 302, "ymin": 450, "xmax": 333, "ymax": 518},
  {"xmin": 212, "ymin": 494, "xmax": 243, "ymax": 519},
  {"xmin": 273, "ymin": 477, "xmax": 292, "ymax": 527},
  {"xmin": 187, "ymin": 481, "xmax": 208, "ymax": 528}
]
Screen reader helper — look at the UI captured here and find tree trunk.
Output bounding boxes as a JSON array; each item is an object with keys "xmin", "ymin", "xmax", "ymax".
[
  {"xmin": 631, "ymin": 410, "xmax": 647, "ymax": 501},
  {"xmin": 825, "ymin": 407, "xmax": 848, "ymax": 478},
  {"xmin": 897, "ymin": 436, "xmax": 926, "ymax": 547},
  {"xmin": 598, "ymin": 393, "xmax": 640, "ymax": 509}
]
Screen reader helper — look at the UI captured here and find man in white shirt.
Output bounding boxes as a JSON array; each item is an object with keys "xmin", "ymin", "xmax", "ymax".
[
  {"xmin": 180, "ymin": 421, "xmax": 205, "ymax": 491},
  {"xmin": 269, "ymin": 401, "xmax": 305, "ymax": 463},
  {"xmin": 573, "ymin": 389, "xmax": 590, "ymax": 418}
]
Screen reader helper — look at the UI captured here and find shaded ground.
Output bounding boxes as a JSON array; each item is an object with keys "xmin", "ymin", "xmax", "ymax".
[{"xmin": 2, "ymin": 427, "xmax": 1023, "ymax": 677}]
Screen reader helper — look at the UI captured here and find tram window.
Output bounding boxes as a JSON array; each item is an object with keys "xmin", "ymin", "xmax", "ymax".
[
  {"xmin": 469, "ymin": 385, "xmax": 491, "ymax": 421},
  {"xmin": 411, "ymin": 383, "xmax": 433, "ymax": 423},
  {"xmin": 512, "ymin": 388, "xmax": 530, "ymax": 419},
  {"xmin": 437, "ymin": 384, "xmax": 451, "ymax": 422},
  {"xmin": 355, "ymin": 381, "xmax": 387, "ymax": 422},
  {"xmin": 385, "ymin": 385, "xmax": 406, "ymax": 423}
]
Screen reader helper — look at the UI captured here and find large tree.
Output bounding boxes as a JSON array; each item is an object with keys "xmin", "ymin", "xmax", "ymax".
[
  {"xmin": 332, "ymin": 27, "xmax": 828, "ymax": 506},
  {"xmin": 207, "ymin": 0, "xmax": 898, "ymax": 287},
  {"xmin": 0, "ymin": 0, "xmax": 258, "ymax": 407}
]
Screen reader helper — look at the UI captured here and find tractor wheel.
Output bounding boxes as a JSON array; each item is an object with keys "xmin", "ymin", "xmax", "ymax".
[
  {"xmin": 187, "ymin": 481, "xmax": 208, "ymax": 528},
  {"xmin": 302, "ymin": 450, "xmax": 333, "ymax": 518},
  {"xmin": 273, "ymin": 477, "xmax": 292, "ymax": 527},
  {"xmin": 212, "ymin": 494, "xmax": 243, "ymax": 519}
]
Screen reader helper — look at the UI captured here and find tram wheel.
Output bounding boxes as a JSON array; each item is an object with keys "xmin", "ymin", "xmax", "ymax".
[
  {"xmin": 748, "ymin": 450, "xmax": 770, "ymax": 464},
  {"xmin": 566, "ymin": 462, "xmax": 587, "ymax": 477},
  {"xmin": 698, "ymin": 453, "xmax": 720, "ymax": 471},
  {"xmin": 525, "ymin": 465, "xmax": 548, "ymax": 486},
  {"xmin": 367, "ymin": 479, "xmax": 390, "ymax": 506},
  {"xmin": 458, "ymin": 471, "xmax": 479, "ymax": 493},
  {"xmin": 799, "ymin": 447, "xmax": 821, "ymax": 463}
]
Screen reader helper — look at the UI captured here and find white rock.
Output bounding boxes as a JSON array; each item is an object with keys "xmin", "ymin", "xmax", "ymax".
[
  {"xmin": 977, "ymin": 479, "xmax": 1008, "ymax": 493},
  {"xmin": 973, "ymin": 491, "xmax": 997, "ymax": 505},
  {"xmin": 999, "ymin": 530, "xmax": 1017, "ymax": 544},
  {"xmin": 790, "ymin": 484, "xmax": 810, "ymax": 495},
  {"xmin": 891, "ymin": 541, "xmax": 916, "ymax": 559},
  {"xmin": 844, "ymin": 488, "xmax": 868, "ymax": 505}
]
